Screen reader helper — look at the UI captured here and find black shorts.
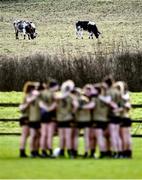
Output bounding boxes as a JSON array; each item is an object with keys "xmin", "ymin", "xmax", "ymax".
[
  {"xmin": 120, "ymin": 118, "xmax": 132, "ymax": 127},
  {"xmin": 28, "ymin": 121, "xmax": 41, "ymax": 129},
  {"xmin": 41, "ymin": 110, "xmax": 56, "ymax": 123},
  {"xmin": 92, "ymin": 121, "xmax": 109, "ymax": 130},
  {"xmin": 19, "ymin": 117, "xmax": 29, "ymax": 126},
  {"xmin": 77, "ymin": 121, "xmax": 92, "ymax": 128},
  {"xmin": 58, "ymin": 121, "xmax": 75, "ymax": 128},
  {"xmin": 109, "ymin": 116, "xmax": 121, "ymax": 124}
]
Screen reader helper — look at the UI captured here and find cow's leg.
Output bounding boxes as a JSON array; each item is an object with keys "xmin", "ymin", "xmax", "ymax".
[
  {"xmin": 76, "ymin": 30, "xmax": 79, "ymax": 39},
  {"xmin": 28, "ymin": 34, "xmax": 31, "ymax": 40},
  {"xmin": 80, "ymin": 29, "xmax": 83, "ymax": 39},
  {"xmin": 23, "ymin": 28, "xmax": 26, "ymax": 40},
  {"xmin": 76, "ymin": 28, "xmax": 82, "ymax": 39},
  {"xmin": 16, "ymin": 31, "xmax": 19, "ymax": 39},
  {"xmin": 89, "ymin": 32, "xmax": 93, "ymax": 39}
]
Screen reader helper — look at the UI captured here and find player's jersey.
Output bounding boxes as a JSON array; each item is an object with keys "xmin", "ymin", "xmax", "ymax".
[
  {"xmin": 107, "ymin": 87, "xmax": 121, "ymax": 117},
  {"xmin": 40, "ymin": 89, "xmax": 54, "ymax": 106},
  {"xmin": 19, "ymin": 96, "xmax": 29, "ymax": 118},
  {"xmin": 92, "ymin": 96, "xmax": 109, "ymax": 122},
  {"xmin": 75, "ymin": 95, "xmax": 91, "ymax": 122},
  {"xmin": 56, "ymin": 95, "xmax": 74, "ymax": 122},
  {"xmin": 28, "ymin": 96, "xmax": 41, "ymax": 122}
]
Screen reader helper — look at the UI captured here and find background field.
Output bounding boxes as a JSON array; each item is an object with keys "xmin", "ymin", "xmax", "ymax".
[
  {"xmin": 0, "ymin": 0, "xmax": 142, "ymax": 56},
  {"xmin": 0, "ymin": 91, "xmax": 142, "ymax": 179},
  {"xmin": 0, "ymin": 136, "xmax": 142, "ymax": 179}
]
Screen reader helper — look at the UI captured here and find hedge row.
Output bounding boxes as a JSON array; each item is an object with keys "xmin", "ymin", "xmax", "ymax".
[{"xmin": 0, "ymin": 51, "xmax": 142, "ymax": 91}]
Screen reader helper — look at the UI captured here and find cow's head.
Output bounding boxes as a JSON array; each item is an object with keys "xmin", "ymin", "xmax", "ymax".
[
  {"xmin": 30, "ymin": 22, "xmax": 37, "ymax": 39},
  {"xmin": 94, "ymin": 31, "xmax": 101, "ymax": 39},
  {"xmin": 30, "ymin": 28, "xmax": 37, "ymax": 39},
  {"xmin": 26, "ymin": 22, "xmax": 37, "ymax": 39}
]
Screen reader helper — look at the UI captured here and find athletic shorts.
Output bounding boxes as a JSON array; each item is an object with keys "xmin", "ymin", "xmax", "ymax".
[
  {"xmin": 109, "ymin": 116, "xmax": 121, "ymax": 124},
  {"xmin": 41, "ymin": 110, "xmax": 56, "ymax": 123},
  {"xmin": 120, "ymin": 118, "xmax": 131, "ymax": 127},
  {"xmin": 28, "ymin": 121, "xmax": 41, "ymax": 129},
  {"xmin": 77, "ymin": 121, "xmax": 92, "ymax": 128},
  {"xmin": 19, "ymin": 117, "xmax": 29, "ymax": 126},
  {"xmin": 92, "ymin": 121, "xmax": 109, "ymax": 130},
  {"xmin": 58, "ymin": 120, "xmax": 75, "ymax": 128}
]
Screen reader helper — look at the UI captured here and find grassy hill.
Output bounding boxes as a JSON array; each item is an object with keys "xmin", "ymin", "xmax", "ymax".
[{"xmin": 0, "ymin": 0, "xmax": 142, "ymax": 55}]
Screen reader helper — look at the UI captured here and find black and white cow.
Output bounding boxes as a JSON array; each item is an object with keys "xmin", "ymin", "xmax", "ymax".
[
  {"xmin": 13, "ymin": 20, "xmax": 37, "ymax": 40},
  {"xmin": 76, "ymin": 21, "xmax": 101, "ymax": 39}
]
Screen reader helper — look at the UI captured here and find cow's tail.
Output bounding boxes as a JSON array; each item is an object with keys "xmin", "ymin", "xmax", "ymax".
[{"xmin": 13, "ymin": 20, "xmax": 18, "ymax": 31}]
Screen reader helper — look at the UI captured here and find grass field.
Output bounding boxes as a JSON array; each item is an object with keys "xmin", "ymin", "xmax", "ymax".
[
  {"xmin": 0, "ymin": 136, "xmax": 142, "ymax": 179},
  {"xmin": 0, "ymin": 92, "xmax": 142, "ymax": 178},
  {"xmin": 0, "ymin": 0, "xmax": 142, "ymax": 56}
]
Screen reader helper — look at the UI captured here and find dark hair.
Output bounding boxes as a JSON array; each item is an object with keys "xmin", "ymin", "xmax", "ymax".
[
  {"xmin": 103, "ymin": 75, "xmax": 114, "ymax": 87},
  {"xmin": 37, "ymin": 82, "xmax": 45, "ymax": 91},
  {"xmin": 48, "ymin": 79, "xmax": 58, "ymax": 88},
  {"xmin": 23, "ymin": 81, "xmax": 35, "ymax": 94}
]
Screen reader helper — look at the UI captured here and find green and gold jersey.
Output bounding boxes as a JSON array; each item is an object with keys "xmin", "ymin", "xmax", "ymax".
[
  {"xmin": 40, "ymin": 89, "xmax": 54, "ymax": 106},
  {"xmin": 107, "ymin": 87, "xmax": 122, "ymax": 116},
  {"xmin": 75, "ymin": 95, "xmax": 91, "ymax": 122},
  {"xmin": 92, "ymin": 96, "xmax": 109, "ymax": 122},
  {"xmin": 28, "ymin": 96, "xmax": 41, "ymax": 122},
  {"xmin": 19, "ymin": 96, "xmax": 29, "ymax": 118},
  {"xmin": 56, "ymin": 95, "xmax": 73, "ymax": 122}
]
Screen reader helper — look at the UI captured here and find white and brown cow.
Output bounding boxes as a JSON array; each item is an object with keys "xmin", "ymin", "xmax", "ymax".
[
  {"xmin": 76, "ymin": 21, "xmax": 101, "ymax": 39},
  {"xmin": 13, "ymin": 20, "xmax": 37, "ymax": 40}
]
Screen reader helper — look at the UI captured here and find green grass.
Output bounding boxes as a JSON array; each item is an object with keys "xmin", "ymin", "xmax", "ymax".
[
  {"xmin": 130, "ymin": 92, "xmax": 142, "ymax": 105},
  {"xmin": 0, "ymin": 121, "xmax": 20, "ymax": 133},
  {"xmin": 0, "ymin": 91, "xmax": 141, "ymax": 104},
  {"xmin": 0, "ymin": 92, "xmax": 142, "ymax": 178},
  {"xmin": 0, "ymin": 107, "xmax": 20, "ymax": 118},
  {"xmin": 130, "ymin": 93, "xmax": 142, "ymax": 121},
  {"xmin": 0, "ymin": 136, "xmax": 142, "ymax": 178},
  {"xmin": 130, "ymin": 108, "xmax": 142, "ymax": 120},
  {"xmin": 0, "ymin": 0, "xmax": 141, "ymax": 56},
  {"xmin": 0, "ymin": 92, "xmax": 22, "ymax": 103}
]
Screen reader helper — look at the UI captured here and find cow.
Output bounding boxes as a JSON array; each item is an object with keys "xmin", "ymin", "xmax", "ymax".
[
  {"xmin": 76, "ymin": 21, "xmax": 101, "ymax": 39},
  {"xmin": 13, "ymin": 20, "xmax": 37, "ymax": 40}
]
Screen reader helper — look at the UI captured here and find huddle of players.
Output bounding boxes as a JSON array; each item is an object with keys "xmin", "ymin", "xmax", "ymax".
[{"xmin": 19, "ymin": 75, "xmax": 132, "ymax": 159}]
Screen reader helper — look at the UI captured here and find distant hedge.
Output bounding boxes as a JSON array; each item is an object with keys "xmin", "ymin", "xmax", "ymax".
[{"xmin": 0, "ymin": 51, "xmax": 142, "ymax": 91}]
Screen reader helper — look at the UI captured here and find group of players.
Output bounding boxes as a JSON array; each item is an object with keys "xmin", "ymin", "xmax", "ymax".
[{"xmin": 19, "ymin": 75, "xmax": 132, "ymax": 159}]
